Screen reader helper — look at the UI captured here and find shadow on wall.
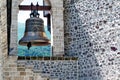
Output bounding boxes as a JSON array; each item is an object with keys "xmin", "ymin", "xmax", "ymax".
[{"xmin": 64, "ymin": 0, "xmax": 103, "ymax": 80}]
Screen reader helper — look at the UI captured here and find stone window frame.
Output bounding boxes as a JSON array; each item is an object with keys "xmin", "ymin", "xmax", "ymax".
[{"xmin": 9, "ymin": 0, "xmax": 64, "ymax": 56}]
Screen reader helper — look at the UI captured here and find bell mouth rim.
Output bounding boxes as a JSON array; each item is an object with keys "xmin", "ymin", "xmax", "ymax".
[
  {"xmin": 19, "ymin": 42, "xmax": 51, "ymax": 46},
  {"xmin": 19, "ymin": 41, "xmax": 51, "ymax": 46}
]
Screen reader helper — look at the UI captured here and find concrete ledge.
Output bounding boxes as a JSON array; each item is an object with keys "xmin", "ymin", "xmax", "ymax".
[{"xmin": 18, "ymin": 56, "xmax": 78, "ymax": 60}]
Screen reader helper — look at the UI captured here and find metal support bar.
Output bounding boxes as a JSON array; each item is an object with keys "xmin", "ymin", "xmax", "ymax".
[
  {"xmin": 7, "ymin": 0, "xmax": 12, "ymax": 54},
  {"xmin": 47, "ymin": 14, "xmax": 51, "ymax": 33}
]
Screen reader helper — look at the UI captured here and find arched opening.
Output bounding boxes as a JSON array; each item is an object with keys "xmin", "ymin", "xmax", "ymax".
[{"xmin": 9, "ymin": 0, "xmax": 64, "ymax": 57}]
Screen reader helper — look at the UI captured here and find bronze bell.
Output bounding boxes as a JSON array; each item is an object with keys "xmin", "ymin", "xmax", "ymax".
[{"xmin": 19, "ymin": 5, "xmax": 50, "ymax": 49}]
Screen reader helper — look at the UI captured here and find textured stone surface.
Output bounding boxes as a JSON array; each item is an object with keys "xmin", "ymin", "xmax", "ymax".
[
  {"xmin": 0, "ymin": 0, "xmax": 7, "ymax": 80},
  {"xmin": 3, "ymin": 57, "xmax": 49, "ymax": 80},
  {"xmin": 1, "ymin": 0, "xmax": 120, "ymax": 80},
  {"xmin": 17, "ymin": 60, "xmax": 78, "ymax": 80},
  {"xmin": 64, "ymin": 0, "xmax": 120, "ymax": 80},
  {"xmin": 9, "ymin": 0, "xmax": 24, "ymax": 56}
]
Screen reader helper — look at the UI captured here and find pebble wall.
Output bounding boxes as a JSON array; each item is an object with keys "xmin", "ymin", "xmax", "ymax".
[
  {"xmin": 64, "ymin": 0, "xmax": 120, "ymax": 80},
  {"xmin": 18, "ymin": 60, "xmax": 78, "ymax": 80}
]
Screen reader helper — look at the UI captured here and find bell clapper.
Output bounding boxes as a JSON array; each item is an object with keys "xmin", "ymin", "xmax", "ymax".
[{"xmin": 27, "ymin": 42, "xmax": 32, "ymax": 50}]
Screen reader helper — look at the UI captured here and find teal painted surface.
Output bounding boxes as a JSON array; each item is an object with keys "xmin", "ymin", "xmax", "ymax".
[{"xmin": 18, "ymin": 23, "xmax": 51, "ymax": 56}]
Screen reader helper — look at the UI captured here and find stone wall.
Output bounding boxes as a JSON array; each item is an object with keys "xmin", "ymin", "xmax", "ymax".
[
  {"xmin": 0, "ymin": 0, "xmax": 8, "ymax": 80},
  {"xmin": 18, "ymin": 58, "xmax": 78, "ymax": 80},
  {"xmin": 10, "ymin": 0, "xmax": 23, "ymax": 55},
  {"xmin": 3, "ymin": 56, "xmax": 78, "ymax": 80},
  {"xmin": 49, "ymin": 0, "xmax": 64, "ymax": 56},
  {"xmin": 0, "ymin": 0, "xmax": 8, "ymax": 59},
  {"xmin": 3, "ymin": 56, "xmax": 49, "ymax": 80},
  {"xmin": 64, "ymin": 0, "xmax": 120, "ymax": 80},
  {"xmin": 0, "ymin": 0, "xmax": 120, "ymax": 80}
]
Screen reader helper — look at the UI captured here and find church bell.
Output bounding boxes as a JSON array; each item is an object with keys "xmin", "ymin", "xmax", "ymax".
[{"xmin": 19, "ymin": 3, "xmax": 50, "ymax": 49}]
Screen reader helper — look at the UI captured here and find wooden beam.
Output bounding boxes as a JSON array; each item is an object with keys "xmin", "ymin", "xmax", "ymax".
[{"xmin": 19, "ymin": 5, "xmax": 51, "ymax": 11}]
